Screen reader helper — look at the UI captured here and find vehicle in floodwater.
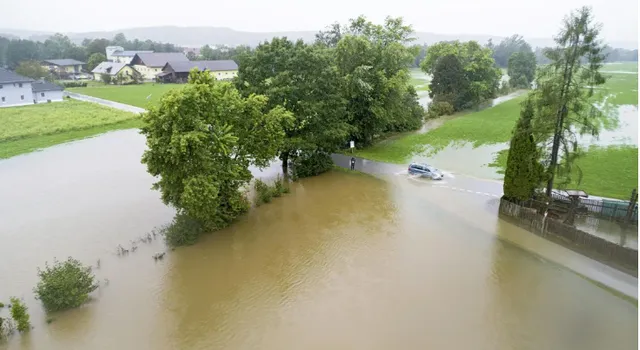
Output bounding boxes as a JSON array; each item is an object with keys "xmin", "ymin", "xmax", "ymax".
[{"xmin": 408, "ymin": 162, "xmax": 443, "ymax": 180}]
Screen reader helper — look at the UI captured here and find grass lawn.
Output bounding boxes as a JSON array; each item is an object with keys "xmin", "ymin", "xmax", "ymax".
[
  {"xmin": 491, "ymin": 146, "xmax": 638, "ymax": 200},
  {"xmin": 353, "ymin": 94, "xmax": 528, "ymax": 163},
  {"xmin": 68, "ymin": 83, "xmax": 183, "ymax": 108},
  {"xmin": 601, "ymin": 62, "xmax": 638, "ymax": 73},
  {"xmin": 0, "ymin": 100, "xmax": 141, "ymax": 159},
  {"xmin": 602, "ymin": 72, "xmax": 638, "ymax": 106}
]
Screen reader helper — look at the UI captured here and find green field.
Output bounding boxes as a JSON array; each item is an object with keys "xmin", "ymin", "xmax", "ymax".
[
  {"xmin": 491, "ymin": 146, "xmax": 638, "ymax": 199},
  {"xmin": 353, "ymin": 95, "xmax": 528, "ymax": 163},
  {"xmin": 602, "ymin": 72, "xmax": 638, "ymax": 106},
  {"xmin": 68, "ymin": 83, "xmax": 183, "ymax": 108},
  {"xmin": 0, "ymin": 100, "xmax": 141, "ymax": 159},
  {"xmin": 600, "ymin": 62, "xmax": 638, "ymax": 73}
]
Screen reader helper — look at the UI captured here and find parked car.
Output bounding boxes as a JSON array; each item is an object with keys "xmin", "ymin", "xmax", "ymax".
[{"xmin": 408, "ymin": 163, "xmax": 443, "ymax": 180}]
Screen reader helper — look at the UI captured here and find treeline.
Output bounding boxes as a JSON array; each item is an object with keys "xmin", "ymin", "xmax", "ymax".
[
  {"xmin": 0, "ymin": 33, "xmax": 181, "ymax": 69},
  {"xmin": 141, "ymin": 16, "xmax": 425, "ymax": 246}
]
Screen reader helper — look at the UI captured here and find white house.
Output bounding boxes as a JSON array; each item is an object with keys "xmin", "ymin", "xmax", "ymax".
[
  {"xmin": 105, "ymin": 46, "xmax": 154, "ymax": 64},
  {"xmin": 0, "ymin": 68, "xmax": 34, "ymax": 107},
  {"xmin": 0, "ymin": 68, "xmax": 64, "ymax": 107},
  {"xmin": 32, "ymin": 81, "xmax": 64, "ymax": 103}
]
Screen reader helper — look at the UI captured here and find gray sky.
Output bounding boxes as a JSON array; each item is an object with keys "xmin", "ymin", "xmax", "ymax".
[{"xmin": 3, "ymin": 0, "xmax": 638, "ymax": 42}]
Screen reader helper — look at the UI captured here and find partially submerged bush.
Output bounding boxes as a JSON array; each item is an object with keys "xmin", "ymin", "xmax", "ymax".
[
  {"xmin": 292, "ymin": 151, "xmax": 333, "ymax": 179},
  {"xmin": 163, "ymin": 213, "xmax": 206, "ymax": 247},
  {"xmin": 254, "ymin": 175, "xmax": 290, "ymax": 206},
  {"xmin": 33, "ymin": 257, "xmax": 98, "ymax": 312},
  {"xmin": 9, "ymin": 298, "xmax": 29, "ymax": 332},
  {"xmin": 426, "ymin": 101, "xmax": 454, "ymax": 119},
  {"xmin": 0, "ymin": 316, "xmax": 15, "ymax": 339}
]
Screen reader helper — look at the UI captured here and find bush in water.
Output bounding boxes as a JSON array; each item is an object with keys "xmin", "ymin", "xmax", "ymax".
[
  {"xmin": 163, "ymin": 213, "xmax": 206, "ymax": 247},
  {"xmin": 9, "ymin": 298, "xmax": 30, "ymax": 332},
  {"xmin": 426, "ymin": 101, "xmax": 454, "ymax": 119},
  {"xmin": 33, "ymin": 257, "xmax": 98, "ymax": 312},
  {"xmin": 254, "ymin": 175, "xmax": 290, "ymax": 206},
  {"xmin": 0, "ymin": 316, "xmax": 16, "ymax": 339},
  {"xmin": 292, "ymin": 151, "xmax": 333, "ymax": 179}
]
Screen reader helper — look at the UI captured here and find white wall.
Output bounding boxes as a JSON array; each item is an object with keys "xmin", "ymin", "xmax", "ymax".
[
  {"xmin": 0, "ymin": 82, "xmax": 33, "ymax": 107},
  {"xmin": 33, "ymin": 90, "xmax": 63, "ymax": 104},
  {"xmin": 106, "ymin": 46, "xmax": 124, "ymax": 61}
]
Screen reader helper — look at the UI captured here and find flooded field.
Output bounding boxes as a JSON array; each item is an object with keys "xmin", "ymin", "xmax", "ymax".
[{"xmin": 0, "ymin": 130, "xmax": 637, "ymax": 349}]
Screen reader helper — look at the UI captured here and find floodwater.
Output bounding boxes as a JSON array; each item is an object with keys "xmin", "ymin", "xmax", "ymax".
[{"xmin": 1, "ymin": 130, "xmax": 638, "ymax": 350}]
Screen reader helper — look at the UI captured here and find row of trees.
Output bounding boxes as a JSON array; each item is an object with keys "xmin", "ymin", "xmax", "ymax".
[
  {"xmin": 141, "ymin": 16, "xmax": 425, "ymax": 241},
  {"xmin": 0, "ymin": 33, "xmax": 181, "ymax": 69},
  {"xmin": 503, "ymin": 6, "xmax": 608, "ymax": 201}
]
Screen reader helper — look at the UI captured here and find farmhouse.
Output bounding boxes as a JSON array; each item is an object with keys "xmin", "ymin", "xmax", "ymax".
[
  {"xmin": 158, "ymin": 60, "xmax": 239, "ymax": 83},
  {"xmin": 130, "ymin": 52, "xmax": 189, "ymax": 81},
  {"xmin": 32, "ymin": 81, "xmax": 64, "ymax": 103},
  {"xmin": 105, "ymin": 46, "xmax": 154, "ymax": 64},
  {"xmin": 91, "ymin": 62, "xmax": 140, "ymax": 83},
  {"xmin": 42, "ymin": 59, "xmax": 85, "ymax": 79},
  {"xmin": 0, "ymin": 68, "xmax": 64, "ymax": 107}
]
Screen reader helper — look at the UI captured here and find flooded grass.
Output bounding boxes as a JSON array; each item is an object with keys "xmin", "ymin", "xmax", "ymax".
[
  {"xmin": 0, "ymin": 100, "xmax": 137, "ymax": 141},
  {"xmin": 601, "ymin": 62, "xmax": 638, "ymax": 73},
  {"xmin": 603, "ymin": 73, "xmax": 638, "ymax": 106},
  {"xmin": 0, "ymin": 118, "xmax": 143, "ymax": 159},
  {"xmin": 490, "ymin": 145, "xmax": 638, "ymax": 199},
  {"xmin": 68, "ymin": 83, "xmax": 182, "ymax": 108},
  {"xmin": 353, "ymin": 94, "xmax": 528, "ymax": 163}
]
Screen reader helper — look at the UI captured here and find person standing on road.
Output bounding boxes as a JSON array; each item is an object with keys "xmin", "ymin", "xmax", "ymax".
[{"xmin": 350, "ymin": 157, "xmax": 356, "ymax": 171}]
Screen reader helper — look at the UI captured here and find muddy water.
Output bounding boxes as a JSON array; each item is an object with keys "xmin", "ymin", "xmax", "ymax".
[{"xmin": 0, "ymin": 130, "xmax": 638, "ymax": 349}]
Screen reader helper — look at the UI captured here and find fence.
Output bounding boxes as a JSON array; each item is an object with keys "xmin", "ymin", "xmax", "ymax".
[
  {"xmin": 499, "ymin": 199, "xmax": 638, "ymax": 275},
  {"xmin": 549, "ymin": 191, "xmax": 638, "ymax": 224}
]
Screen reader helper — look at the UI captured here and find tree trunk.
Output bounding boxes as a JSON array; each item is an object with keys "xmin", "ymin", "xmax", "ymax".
[{"xmin": 281, "ymin": 151, "xmax": 289, "ymax": 179}]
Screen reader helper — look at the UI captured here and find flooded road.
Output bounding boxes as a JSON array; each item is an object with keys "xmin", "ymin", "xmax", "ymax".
[{"xmin": 0, "ymin": 130, "xmax": 637, "ymax": 349}]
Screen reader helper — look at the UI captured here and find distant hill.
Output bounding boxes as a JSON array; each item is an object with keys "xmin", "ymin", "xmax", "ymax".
[{"xmin": 0, "ymin": 26, "xmax": 637, "ymax": 49}]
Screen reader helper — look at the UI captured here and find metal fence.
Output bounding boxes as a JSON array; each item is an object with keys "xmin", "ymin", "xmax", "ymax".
[{"xmin": 541, "ymin": 191, "xmax": 638, "ymax": 225}]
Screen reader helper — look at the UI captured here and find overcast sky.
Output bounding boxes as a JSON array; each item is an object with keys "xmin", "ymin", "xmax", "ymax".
[{"xmin": 3, "ymin": 0, "xmax": 638, "ymax": 42}]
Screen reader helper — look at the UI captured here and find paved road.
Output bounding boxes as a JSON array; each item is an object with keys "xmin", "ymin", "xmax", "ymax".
[{"xmin": 65, "ymin": 91, "xmax": 147, "ymax": 114}]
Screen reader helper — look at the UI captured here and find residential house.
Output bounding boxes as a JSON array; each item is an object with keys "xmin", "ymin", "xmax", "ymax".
[
  {"xmin": 158, "ymin": 60, "xmax": 239, "ymax": 83},
  {"xmin": 130, "ymin": 52, "xmax": 189, "ymax": 81},
  {"xmin": 91, "ymin": 62, "xmax": 140, "ymax": 83},
  {"xmin": 42, "ymin": 59, "xmax": 85, "ymax": 79},
  {"xmin": 0, "ymin": 68, "xmax": 34, "ymax": 107},
  {"xmin": 32, "ymin": 81, "xmax": 64, "ymax": 103},
  {"xmin": 0, "ymin": 68, "xmax": 64, "ymax": 107}
]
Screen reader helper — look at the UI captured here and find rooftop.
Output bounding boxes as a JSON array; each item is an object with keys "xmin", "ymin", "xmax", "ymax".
[
  {"xmin": 32, "ymin": 80, "xmax": 64, "ymax": 92},
  {"xmin": 43, "ymin": 59, "xmax": 86, "ymax": 66},
  {"xmin": 0, "ymin": 68, "xmax": 33, "ymax": 84},
  {"xmin": 112, "ymin": 50, "xmax": 154, "ymax": 57},
  {"xmin": 164, "ymin": 60, "xmax": 238, "ymax": 73},
  {"xmin": 133, "ymin": 52, "xmax": 188, "ymax": 67},
  {"xmin": 92, "ymin": 62, "xmax": 128, "ymax": 75}
]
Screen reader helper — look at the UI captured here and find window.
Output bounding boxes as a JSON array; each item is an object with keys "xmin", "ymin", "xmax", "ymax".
[
  {"xmin": 18, "ymin": 83, "xmax": 23, "ymax": 88},
  {"xmin": 0, "ymin": 84, "xmax": 3, "ymax": 89},
  {"xmin": 20, "ymin": 95, "xmax": 24, "ymax": 100},
  {"xmin": 41, "ymin": 92, "xmax": 45, "ymax": 97},
  {"xmin": 1, "ymin": 97, "xmax": 4, "ymax": 102}
]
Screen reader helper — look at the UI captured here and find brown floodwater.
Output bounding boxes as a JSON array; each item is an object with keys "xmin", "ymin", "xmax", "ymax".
[{"xmin": 0, "ymin": 130, "xmax": 637, "ymax": 350}]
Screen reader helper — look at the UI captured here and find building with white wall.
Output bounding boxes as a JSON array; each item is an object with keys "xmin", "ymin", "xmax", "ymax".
[
  {"xmin": 0, "ymin": 68, "xmax": 34, "ymax": 107},
  {"xmin": 32, "ymin": 81, "xmax": 64, "ymax": 103}
]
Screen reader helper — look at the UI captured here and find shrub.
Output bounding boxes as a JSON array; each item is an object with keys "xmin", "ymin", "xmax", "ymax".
[
  {"xmin": 0, "ymin": 316, "xmax": 15, "ymax": 339},
  {"xmin": 0, "ymin": 302, "xmax": 4, "ymax": 308},
  {"xmin": 292, "ymin": 151, "xmax": 333, "ymax": 179},
  {"xmin": 254, "ymin": 179, "xmax": 273, "ymax": 205},
  {"xmin": 272, "ymin": 175, "xmax": 289, "ymax": 196},
  {"xmin": 9, "ymin": 298, "xmax": 29, "ymax": 332},
  {"xmin": 61, "ymin": 81, "xmax": 87, "ymax": 88},
  {"xmin": 426, "ymin": 101, "xmax": 454, "ymax": 119},
  {"xmin": 33, "ymin": 257, "xmax": 98, "ymax": 312},
  {"xmin": 163, "ymin": 213, "xmax": 205, "ymax": 247}
]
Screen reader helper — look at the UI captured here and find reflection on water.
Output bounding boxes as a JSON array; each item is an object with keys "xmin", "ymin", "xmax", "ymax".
[{"xmin": 0, "ymin": 130, "xmax": 637, "ymax": 349}]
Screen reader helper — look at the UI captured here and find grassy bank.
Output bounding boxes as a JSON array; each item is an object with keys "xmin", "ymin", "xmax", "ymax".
[
  {"xmin": 491, "ymin": 146, "xmax": 638, "ymax": 200},
  {"xmin": 68, "ymin": 83, "xmax": 182, "ymax": 108},
  {"xmin": 353, "ymin": 94, "xmax": 528, "ymax": 163},
  {"xmin": 603, "ymin": 72, "xmax": 638, "ymax": 106},
  {"xmin": 0, "ymin": 100, "xmax": 141, "ymax": 159}
]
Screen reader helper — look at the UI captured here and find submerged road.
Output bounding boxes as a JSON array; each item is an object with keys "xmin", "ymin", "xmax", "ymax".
[{"xmin": 65, "ymin": 94, "xmax": 637, "ymax": 300}]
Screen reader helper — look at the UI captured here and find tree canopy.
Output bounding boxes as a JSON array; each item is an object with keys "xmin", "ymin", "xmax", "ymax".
[
  {"xmin": 428, "ymin": 54, "xmax": 471, "ymax": 111},
  {"xmin": 141, "ymin": 70, "xmax": 293, "ymax": 229},
  {"xmin": 422, "ymin": 40, "xmax": 502, "ymax": 107},
  {"xmin": 507, "ymin": 51, "xmax": 536, "ymax": 89},
  {"xmin": 87, "ymin": 52, "xmax": 107, "ymax": 71},
  {"xmin": 492, "ymin": 35, "xmax": 533, "ymax": 68}
]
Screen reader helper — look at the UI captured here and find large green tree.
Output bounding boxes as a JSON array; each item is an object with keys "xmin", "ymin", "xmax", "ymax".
[
  {"xmin": 87, "ymin": 53, "xmax": 106, "ymax": 71},
  {"xmin": 15, "ymin": 60, "xmax": 52, "ymax": 80},
  {"xmin": 141, "ymin": 70, "xmax": 292, "ymax": 229},
  {"xmin": 507, "ymin": 51, "xmax": 537, "ymax": 89},
  {"xmin": 236, "ymin": 38, "xmax": 349, "ymax": 175},
  {"xmin": 530, "ymin": 6, "xmax": 608, "ymax": 196},
  {"xmin": 422, "ymin": 41, "xmax": 501, "ymax": 106},
  {"xmin": 492, "ymin": 35, "xmax": 533, "ymax": 68},
  {"xmin": 334, "ymin": 16, "xmax": 424, "ymax": 145},
  {"xmin": 503, "ymin": 98, "xmax": 545, "ymax": 201},
  {"xmin": 428, "ymin": 54, "xmax": 471, "ymax": 110}
]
